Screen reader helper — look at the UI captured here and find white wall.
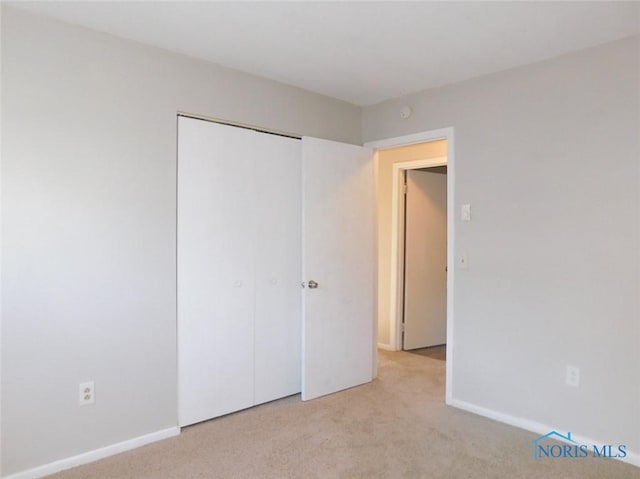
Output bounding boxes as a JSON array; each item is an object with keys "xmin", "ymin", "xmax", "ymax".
[
  {"xmin": 0, "ymin": 6, "xmax": 361, "ymax": 476},
  {"xmin": 364, "ymin": 36, "xmax": 640, "ymax": 456}
]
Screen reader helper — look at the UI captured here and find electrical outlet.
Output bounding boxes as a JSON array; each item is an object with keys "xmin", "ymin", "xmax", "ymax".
[
  {"xmin": 566, "ymin": 366, "xmax": 580, "ymax": 387},
  {"xmin": 79, "ymin": 381, "xmax": 95, "ymax": 406}
]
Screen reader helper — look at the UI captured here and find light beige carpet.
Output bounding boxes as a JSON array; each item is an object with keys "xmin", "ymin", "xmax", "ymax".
[{"xmin": 49, "ymin": 351, "xmax": 637, "ymax": 478}]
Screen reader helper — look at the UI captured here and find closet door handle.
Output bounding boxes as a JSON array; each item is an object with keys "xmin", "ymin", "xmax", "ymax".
[{"xmin": 307, "ymin": 280, "xmax": 319, "ymax": 289}]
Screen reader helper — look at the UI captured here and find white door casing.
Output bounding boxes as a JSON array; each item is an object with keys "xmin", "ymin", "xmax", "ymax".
[{"xmin": 365, "ymin": 126, "xmax": 454, "ymax": 406}]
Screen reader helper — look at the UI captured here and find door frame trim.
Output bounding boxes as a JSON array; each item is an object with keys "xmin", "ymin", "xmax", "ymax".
[{"xmin": 365, "ymin": 127, "xmax": 455, "ymax": 405}]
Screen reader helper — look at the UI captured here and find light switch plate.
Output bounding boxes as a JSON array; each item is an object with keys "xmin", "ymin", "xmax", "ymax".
[
  {"xmin": 461, "ymin": 204, "xmax": 472, "ymax": 221},
  {"xmin": 458, "ymin": 253, "xmax": 469, "ymax": 269}
]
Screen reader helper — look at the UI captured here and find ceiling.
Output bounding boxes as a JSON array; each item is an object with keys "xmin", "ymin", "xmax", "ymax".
[{"xmin": 9, "ymin": 1, "xmax": 640, "ymax": 106}]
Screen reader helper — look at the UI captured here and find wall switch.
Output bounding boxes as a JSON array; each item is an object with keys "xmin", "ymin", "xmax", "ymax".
[
  {"xmin": 457, "ymin": 253, "xmax": 469, "ymax": 269},
  {"xmin": 461, "ymin": 204, "xmax": 472, "ymax": 221},
  {"xmin": 79, "ymin": 381, "xmax": 95, "ymax": 406},
  {"xmin": 565, "ymin": 366, "xmax": 580, "ymax": 387}
]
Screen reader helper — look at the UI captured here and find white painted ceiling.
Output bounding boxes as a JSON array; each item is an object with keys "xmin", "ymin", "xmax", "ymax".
[{"xmin": 10, "ymin": 1, "xmax": 640, "ymax": 106}]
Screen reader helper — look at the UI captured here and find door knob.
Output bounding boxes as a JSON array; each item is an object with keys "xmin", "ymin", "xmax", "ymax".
[{"xmin": 308, "ymin": 280, "xmax": 319, "ymax": 289}]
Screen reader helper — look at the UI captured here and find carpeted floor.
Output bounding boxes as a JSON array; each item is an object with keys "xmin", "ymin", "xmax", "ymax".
[
  {"xmin": 49, "ymin": 350, "xmax": 637, "ymax": 478},
  {"xmin": 407, "ymin": 345, "xmax": 446, "ymax": 361}
]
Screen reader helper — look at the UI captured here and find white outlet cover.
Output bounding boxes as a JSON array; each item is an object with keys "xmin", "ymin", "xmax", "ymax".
[
  {"xmin": 566, "ymin": 366, "xmax": 580, "ymax": 387},
  {"xmin": 79, "ymin": 381, "xmax": 95, "ymax": 406},
  {"xmin": 400, "ymin": 105, "xmax": 412, "ymax": 119}
]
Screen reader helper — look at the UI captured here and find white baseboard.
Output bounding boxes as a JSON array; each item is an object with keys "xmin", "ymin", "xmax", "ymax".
[
  {"xmin": 2, "ymin": 427, "xmax": 180, "ymax": 479},
  {"xmin": 377, "ymin": 342, "xmax": 395, "ymax": 351},
  {"xmin": 450, "ymin": 398, "xmax": 639, "ymax": 468}
]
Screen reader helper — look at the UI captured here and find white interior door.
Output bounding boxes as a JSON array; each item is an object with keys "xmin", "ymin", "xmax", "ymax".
[
  {"xmin": 301, "ymin": 137, "xmax": 375, "ymax": 401},
  {"xmin": 403, "ymin": 169, "xmax": 447, "ymax": 350}
]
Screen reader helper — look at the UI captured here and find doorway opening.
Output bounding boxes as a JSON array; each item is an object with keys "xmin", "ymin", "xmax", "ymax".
[{"xmin": 365, "ymin": 128, "xmax": 455, "ymax": 405}]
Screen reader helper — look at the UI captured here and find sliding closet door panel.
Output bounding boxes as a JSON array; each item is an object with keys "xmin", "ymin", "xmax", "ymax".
[
  {"xmin": 178, "ymin": 117, "xmax": 255, "ymax": 426},
  {"xmin": 253, "ymin": 133, "xmax": 302, "ymax": 405}
]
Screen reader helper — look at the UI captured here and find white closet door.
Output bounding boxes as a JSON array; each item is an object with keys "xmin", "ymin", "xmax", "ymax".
[
  {"xmin": 253, "ymin": 133, "xmax": 302, "ymax": 404},
  {"xmin": 178, "ymin": 117, "xmax": 256, "ymax": 426},
  {"xmin": 301, "ymin": 137, "xmax": 375, "ymax": 401}
]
